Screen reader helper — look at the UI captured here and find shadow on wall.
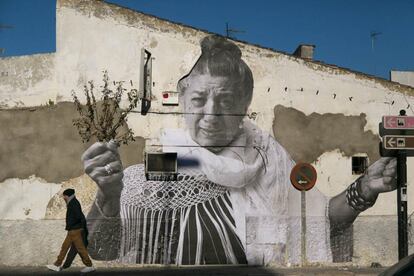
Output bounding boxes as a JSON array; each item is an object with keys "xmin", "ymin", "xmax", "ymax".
[
  {"xmin": 0, "ymin": 102, "xmax": 145, "ymax": 183},
  {"xmin": 272, "ymin": 105, "xmax": 380, "ymax": 164}
]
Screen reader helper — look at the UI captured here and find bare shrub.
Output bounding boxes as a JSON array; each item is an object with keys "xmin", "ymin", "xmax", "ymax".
[{"xmin": 72, "ymin": 71, "xmax": 139, "ymax": 144}]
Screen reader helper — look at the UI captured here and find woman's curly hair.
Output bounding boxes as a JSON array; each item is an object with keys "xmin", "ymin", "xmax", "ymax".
[{"xmin": 178, "ymin": 35, "xmax": 253, "ymax": 107}]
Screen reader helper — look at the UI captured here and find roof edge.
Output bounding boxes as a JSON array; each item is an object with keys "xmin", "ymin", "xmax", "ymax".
[{"xmin": 57, "ymin": 0, "xmax": 414, "ymax": 93}]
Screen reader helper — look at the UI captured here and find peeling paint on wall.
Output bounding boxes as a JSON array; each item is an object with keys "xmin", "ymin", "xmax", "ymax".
[
  {"xmin": 57, "ymin": 0, "xmax": 414, "ymax": 97},
  {"xmin": 58, "ymin": 0, "xmax": 203, "ymax": 40},
  {"xmin": 273, "ymin": 105, "xmax": 380, "ymax": 164},
  {"xmin": 0, "ymin": 54, "xmax": 54, "ymax": 91},
  {"xmin": 0, "ymin": 176, "xmax": 61, "ymax": 220},
  {"xmin": 0, "ymin": 102, "xmax": 145, "ymax": 183},
  {"xmin": 45, "ymin": 174, "xmax": 97, "ymax": 219}
]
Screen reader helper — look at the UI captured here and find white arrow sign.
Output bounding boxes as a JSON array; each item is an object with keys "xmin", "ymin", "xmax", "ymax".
[
  {"xmin": 387, "ymin": 117, "xmax": 397, "ymax": 127},
  {"xmin": 387, "ymin": 137, "xmax": 396, "ymax": 148},
  {"xmin": 383, "ymin": 135, "xmax": 414, "ymax": 150}
]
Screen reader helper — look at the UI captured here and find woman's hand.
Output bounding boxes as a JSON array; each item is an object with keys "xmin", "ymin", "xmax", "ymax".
[
  {"xmin": 81, "ymin": 140, "xmax": 123, "ymax": 216},
  {"xmin": 359, "ymin": 157, "xmax": 397, "ymax": 201}
]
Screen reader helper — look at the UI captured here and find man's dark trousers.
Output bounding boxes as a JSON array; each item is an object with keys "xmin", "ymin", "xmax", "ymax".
[{"xmin": 61, "ymin": 229, "xmax": 89, "ymax": 269}]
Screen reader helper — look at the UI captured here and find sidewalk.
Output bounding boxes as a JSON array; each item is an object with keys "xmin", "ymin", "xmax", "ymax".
[{"xmin": 0, "ymin": 266, "xmax": 386, "ymax": 276}]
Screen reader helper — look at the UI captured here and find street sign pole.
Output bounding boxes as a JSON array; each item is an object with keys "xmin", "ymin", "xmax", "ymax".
[
  {"xmin": 397, "ymin": 110, "xmax": 408, "ymax": 260},
  {"xmin": 290, "ymin": 163, "xmax": 318, "ymax": 266},
  {"xmin": 380, "ymin": 110, "xmax": 410, "ymax": 260},
  {"xmin": 397, "ymin": 150, "xmax": 408, "ymax": 260}
]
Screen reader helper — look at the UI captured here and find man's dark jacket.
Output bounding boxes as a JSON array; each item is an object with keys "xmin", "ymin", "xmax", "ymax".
[{"xmin": 66, "ymin": 197, "xmax": 88, "ymax": 237}]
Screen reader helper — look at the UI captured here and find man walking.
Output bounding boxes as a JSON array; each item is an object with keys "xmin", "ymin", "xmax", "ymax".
[
  {"xmin": 46, "ymin": 188, "xmax": 96, "ymax": 273},
  {"xmin": 61, "ymin": 222, "xmax": 89, "ymax": 270}
]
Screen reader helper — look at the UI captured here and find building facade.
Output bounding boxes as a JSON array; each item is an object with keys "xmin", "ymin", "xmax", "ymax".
[{"xmin": 1, "ymin": 0, "xmax": 414, "ymax": 267}]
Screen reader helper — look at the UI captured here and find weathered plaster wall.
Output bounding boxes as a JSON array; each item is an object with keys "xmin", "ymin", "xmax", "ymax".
[
  {"xmin": 391, "ymin": 70, "xmax": 414, "ymax": 87},
  {"xmin": 0, "ymin": 102, "xmax": 145, "ymax": 183},
  {"xmin": 0, "ymin": 101, "xmax": 145, "ymax": 226},
  {"xmin": 0, "ymin": 53, "xmax": 57, "ymax": 108},
  {"xmin": 0, "ymin": 177, "xmax": 61, "ymax": 220},
  {"xmin": 273, "ymin": 105, "xmax": 380, "ymax": 164},
  {"xmin": 1, "ymin": 0, "xmax": 414, "ymax": 267}
]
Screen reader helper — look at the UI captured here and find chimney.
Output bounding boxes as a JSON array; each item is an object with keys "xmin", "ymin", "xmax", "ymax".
[{"xmin": 293, "ymin": 44, "xmax": 315, "ymax": 60}]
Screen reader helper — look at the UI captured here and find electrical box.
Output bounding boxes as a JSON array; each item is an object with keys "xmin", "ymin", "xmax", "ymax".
[
  {"xmin": 162, "ymin": 91, "xmax": 179, "ymax": 106},
  {"xmin": 140, "ymin": 49, "xmax": 152, "ymax": 115},
  {"xmin": 145, "ymin": 152, "xmax": 178, "ymax": 181}
]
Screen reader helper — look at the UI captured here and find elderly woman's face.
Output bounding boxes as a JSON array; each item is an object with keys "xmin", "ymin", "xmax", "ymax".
[{"xmin": 181, "ymin": 73, "xmax": 249, "ymax": 151}]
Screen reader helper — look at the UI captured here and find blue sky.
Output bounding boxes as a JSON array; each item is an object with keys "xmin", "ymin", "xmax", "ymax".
[{"xmin": 0, "ymin": 0, "xmax": 413, "ymax": 79}]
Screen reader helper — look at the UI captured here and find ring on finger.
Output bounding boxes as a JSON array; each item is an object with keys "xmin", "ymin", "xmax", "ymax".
[{"xmin": 104, "ymin": 164, "xmax": 114, "ymax": 175}]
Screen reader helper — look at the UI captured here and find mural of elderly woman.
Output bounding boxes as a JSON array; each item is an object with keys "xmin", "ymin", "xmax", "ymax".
[{"xmin": 83, "ymin": 35, "xmax": 397, "ymax": 266}]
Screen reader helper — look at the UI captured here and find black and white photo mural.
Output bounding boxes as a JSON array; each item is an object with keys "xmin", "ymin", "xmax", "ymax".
[{"xmin": 83, "ymin": 35, "xmax": 398, "ymax": 265}]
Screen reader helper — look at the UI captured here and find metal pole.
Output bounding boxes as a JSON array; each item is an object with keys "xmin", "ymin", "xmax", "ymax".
[
  {"xmin": 397, "ymin": 109, "xmax": 408, "ymax": 260},
  {"xmin": 397, "ymin": 151, "xmax": 408, "ymax": 259},
  {"xmin": 301, "ymin": 190, "xmax": 306, "ymax": 266},
  {"xmin": 226, "ymin": 22, "xmax": 229, "ymax": 38}
]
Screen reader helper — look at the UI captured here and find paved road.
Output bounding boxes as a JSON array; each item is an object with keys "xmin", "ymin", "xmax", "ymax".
[{"xmin": 0, "ymin": 266, "xmax": 385, "ymax": 276}]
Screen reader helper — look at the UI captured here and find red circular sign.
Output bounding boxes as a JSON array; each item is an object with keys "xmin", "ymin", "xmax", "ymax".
[{"xmin": 290, "ymin": 163, "xmax": 317, "ymax": 191}]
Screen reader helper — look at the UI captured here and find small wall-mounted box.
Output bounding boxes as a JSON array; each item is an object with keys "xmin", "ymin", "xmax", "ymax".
[
  {"xmin": 162, "ymin": 91, "xmax": 179, "ymax": 106},
  {"xmin": 145, "ymin": 152, "xmax": 178, "ymax": 181}
]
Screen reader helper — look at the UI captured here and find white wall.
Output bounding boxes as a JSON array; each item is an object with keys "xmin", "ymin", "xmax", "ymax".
[{"xmin": 391, "ymin": 70, "xmax": 414, "ymax": 88}]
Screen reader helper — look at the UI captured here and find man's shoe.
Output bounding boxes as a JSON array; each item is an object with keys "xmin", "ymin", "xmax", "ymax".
[
  {"xmin": 46, "ymin": 264, "xmax": 61, "ymax": 272},
  {"xmin": 80, "ymin": 266, "xmax": 96, "ymax": 273}
]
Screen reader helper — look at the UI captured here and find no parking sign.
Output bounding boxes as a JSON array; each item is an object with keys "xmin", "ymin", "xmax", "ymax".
[{"xmin": 289, "ymin": 163, "xmax": 317, "ymax": 191}]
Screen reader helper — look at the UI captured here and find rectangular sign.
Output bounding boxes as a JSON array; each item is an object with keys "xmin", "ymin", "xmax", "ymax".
[
  {"xmin": 383, "ymin": 135, "xmax": 414, "ymax": 150},
  {"xmin": 383, "ymin": 116, "xmax": 414, "ymax": 129},
  {"xmin": 162, "ymin": 91, "xmax": 179, "ymax": 106},
  {"xmin": 145, "ymin": 173, "xmax": 178, "ymax": 181}
]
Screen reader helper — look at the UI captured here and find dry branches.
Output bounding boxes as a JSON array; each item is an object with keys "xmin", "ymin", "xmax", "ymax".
[{"xmin": 72, "ymin": 71, "xmax": 139, "ymax": 145}]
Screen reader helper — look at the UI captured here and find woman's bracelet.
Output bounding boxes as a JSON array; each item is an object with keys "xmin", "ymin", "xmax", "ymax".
[{"xmin": 345, "ymin": 177, "xmax": 377, "ymax": 212}]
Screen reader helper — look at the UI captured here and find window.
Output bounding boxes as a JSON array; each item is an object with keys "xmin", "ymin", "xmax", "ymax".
[
  {"xmin": 352, "ymin": 156, "xmax": 368, "ymax": 175},
  {"xmin": 145, "ymin": 152, "xmax": 178, "ymax": 181}
]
